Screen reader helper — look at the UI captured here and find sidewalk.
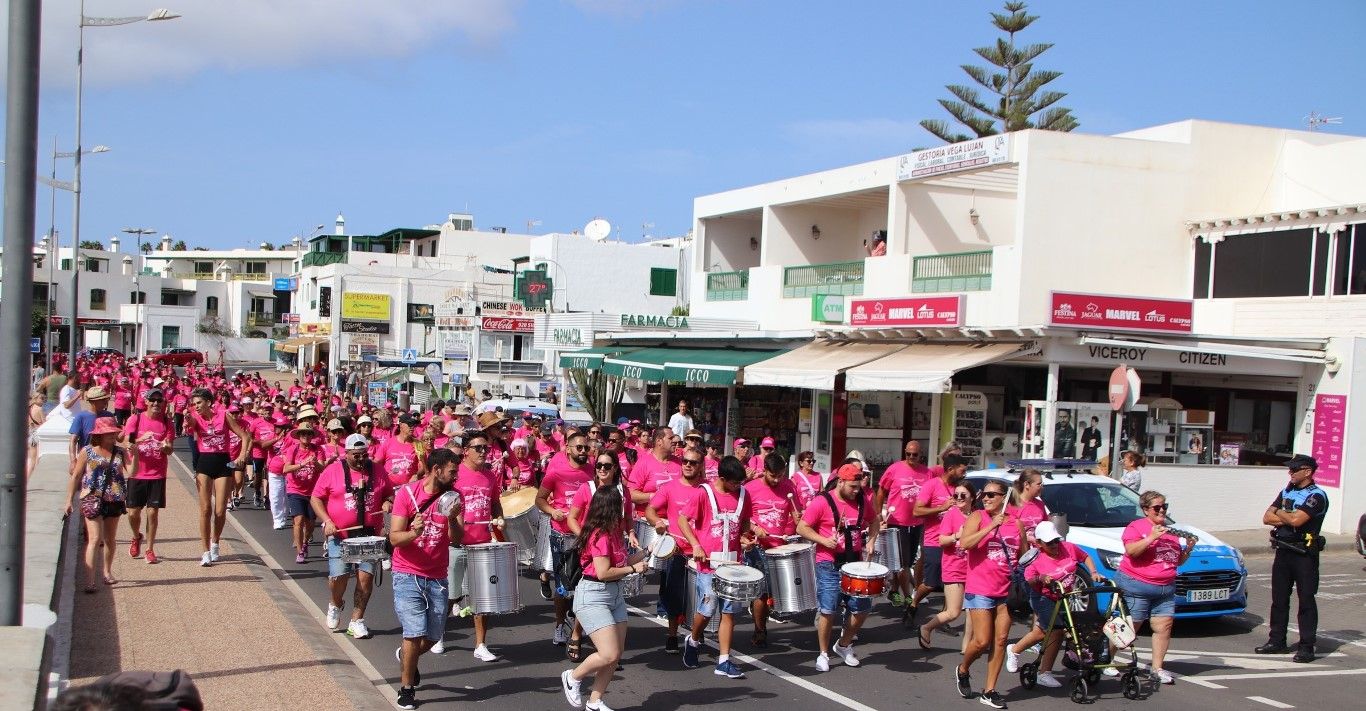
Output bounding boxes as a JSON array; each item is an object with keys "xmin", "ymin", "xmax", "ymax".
[{"xmin": 65, "ymin": 456, "xmax": 386, "ymax": 710}]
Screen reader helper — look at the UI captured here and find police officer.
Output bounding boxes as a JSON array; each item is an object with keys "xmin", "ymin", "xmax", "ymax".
[{"xmin": 1255, "ymin": 454, "xmax": 1329, "ymax": 663}]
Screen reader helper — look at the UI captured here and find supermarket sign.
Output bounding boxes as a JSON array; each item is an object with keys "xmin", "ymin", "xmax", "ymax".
[
  {"xmin": 1049, "ymin": 292, "xmax": 1193, "ymax": 334},
  {"xmin": 849, "ymin": 295, "xmax": 964, "ymax": 327}
]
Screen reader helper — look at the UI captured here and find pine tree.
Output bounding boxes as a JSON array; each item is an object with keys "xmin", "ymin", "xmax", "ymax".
[{"xmin": 920, "ymin": 1, "xmax": 1078, "ymax": 144}]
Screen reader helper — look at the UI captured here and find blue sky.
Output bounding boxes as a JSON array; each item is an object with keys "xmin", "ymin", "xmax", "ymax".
[{"xmin": 4, "ymin": 0, "xmax": 1365, "ymax": 250}]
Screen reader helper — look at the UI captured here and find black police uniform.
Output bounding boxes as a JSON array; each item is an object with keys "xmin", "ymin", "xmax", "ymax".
[{"xmin": 1260, "ymin": 468, "xmax": 1328, "ymax": 661}]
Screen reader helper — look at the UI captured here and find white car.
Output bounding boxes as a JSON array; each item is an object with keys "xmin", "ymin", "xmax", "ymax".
[
  {"xmin": 967, "ymin": 461, "xmax": 1248, "ymax": 619},
  {"xmin": 474, "ymin": 398, "xmax": 560, "ymax": 422}
]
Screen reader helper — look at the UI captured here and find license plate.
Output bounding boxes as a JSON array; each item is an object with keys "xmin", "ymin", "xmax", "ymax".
[{"xmin": 1187, "ymin": 588, "xmax": 1230, "ymax": 603}]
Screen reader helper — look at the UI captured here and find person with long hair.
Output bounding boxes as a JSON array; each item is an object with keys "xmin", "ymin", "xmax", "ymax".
[
  {"xmin": 183, "ymin": 387, "xmax": 252, "ymax": 567},
  {"xmin": 918, "ymin": 480, "xmax": 976, "ymax": 649},
  {"xmin": 1111, "ymin": 490, "xmax": 1189, "ymax": 685},
  {"xmin": 560, "ymin": 483, "xmax": 648, "ymax": 711},
  {"xmin": 1009, "ymin": 469, "xmax": 1048, "ymax": 543},
  {"xmin": 953, "ymin": 478, "xmax": 1025, "ymax": 709},
  {"xmin": 64, "ymin": 417, "xmax": 136, "ymax": 592}
]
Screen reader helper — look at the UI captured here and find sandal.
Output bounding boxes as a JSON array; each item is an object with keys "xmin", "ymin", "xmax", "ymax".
[
  {"xmin": 83, "ymin": 584, "xmax": 97, "ymax": 594},
  {"xmin": 567, "ymin": 638, "xmax": 582, "ymax": 662},
  {"xmin": 102, "ymin": 576, "xmax": 117, "ymax": 586},
  {"xmin": 889, "ymin": 591, "xmax": 905, "ymax": 606},
  {"xmin": 752, "ymin": 629, "xmax": 768, "ymax": 648},
  {"xmin": 918, "ymin": 627, "xmax": 932, "ymax": 650}
]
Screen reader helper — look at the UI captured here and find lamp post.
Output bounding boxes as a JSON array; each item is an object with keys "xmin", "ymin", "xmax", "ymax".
[
  {"xmin": 67, "ymin": 2, "xmax": 179, "ymax": 360},
  {"xmin": 122, "ymin": 227, "xmax": 156, "ymax": 356}
]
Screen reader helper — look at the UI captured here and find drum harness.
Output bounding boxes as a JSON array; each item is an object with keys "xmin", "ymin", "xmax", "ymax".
[
  {"xmin": 820, "ymin": 491, "xmax": 867, "ymax": 566},
  {"xmin": 701, "ymin": 483, "xmax": 747, "ymax": 567}
]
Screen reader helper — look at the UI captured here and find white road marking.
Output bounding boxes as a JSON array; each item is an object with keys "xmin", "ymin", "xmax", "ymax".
[
  {"xmin": 1283, "ymin": 624, "xmax": 1366, "ymax": 651},
  {"xmin": 1195, "ymin": 668, "xmax": 1366, "ymax": 682},
  {"xmin": 1138, "ymin": 647, "xmax": 1346, "ymax": 659},
  {"xmin": 1181, "ymin": 677, "xmax": 1226, "ymax": 689},
  {"xmin": 626, "ymin": 605, "xmax": 879, "ymax": 711},
  {"xmin": 1247, "ymin": 697, "xmax": 1295, "ymax": 709}
]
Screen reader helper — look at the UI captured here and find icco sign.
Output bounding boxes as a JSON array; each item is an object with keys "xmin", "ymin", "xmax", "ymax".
[
  {"xmin": 567, "ymin": 356, "xmax": 591, "ymax": 369},
  {"xmin": 620, "ymin": 365, "xmax": 644, "ymax": 380},
  {"xmin": 683, "ymin": 368, "xmax": 712, "ymax": 383}
]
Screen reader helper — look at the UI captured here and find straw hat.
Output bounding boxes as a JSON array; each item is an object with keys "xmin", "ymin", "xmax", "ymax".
[
  {"xmin": 477, "ymin": 411, "xmax": 511, "ymax": 430},
  {"xmin": 85, "ymin": 386, "xmax": 110, "ymax": 401}
]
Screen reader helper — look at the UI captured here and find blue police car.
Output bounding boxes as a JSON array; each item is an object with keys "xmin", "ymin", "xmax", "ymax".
[{"xmin": 968, "ymin": 459, "xmax": 1248, "ymax": 619}]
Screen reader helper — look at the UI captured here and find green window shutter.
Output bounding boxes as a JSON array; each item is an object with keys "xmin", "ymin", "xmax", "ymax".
[{"xmin": 649, "ymin": 268, "xmax": 677, "ymax": 296}]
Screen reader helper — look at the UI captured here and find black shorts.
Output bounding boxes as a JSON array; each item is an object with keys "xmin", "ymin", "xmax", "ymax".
[
  {"xmin": 196, "ymin": 452, "xmax": 232, "ymax": 479},
  {"xmin": 286, "ymin": 493, "xmax": 315, "ymax": 519},
  {"xmin": 252, "ymin": 458, "xmax": 267, "ymax": 476},
  {"xmin": 921, "ymin": 546, "xmax": 944, "ymax": 589},
  {"xmin": 126, "ymin": 479, "xmax": 167, "ymax": 509},
  {"xmin": 115, "ymin": 408, "xmax": 131, "ymax": 425}
]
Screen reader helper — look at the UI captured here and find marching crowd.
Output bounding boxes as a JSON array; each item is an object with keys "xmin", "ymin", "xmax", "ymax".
[{"xmin": 42, "ymin": 352, "xmax": 1329, "ymax": 711}]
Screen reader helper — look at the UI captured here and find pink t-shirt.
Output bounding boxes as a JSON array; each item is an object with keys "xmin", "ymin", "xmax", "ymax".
[
  {"xmin": 628, "ymin": 452, "xmax": 682, "ymax": 495},
  {"xmin": 801, "ymin": 491, "xmax": 875, "ymax": 565},
  {"xmin": 310, "ymin": 460, "xmax": 393, "ymax": 537},
  {"xmin": 113, "ymin": 388, "xmax": 133, "ymax": 411},
  {"xmin": 1024, "ymin": 541, "xmax": 1090, "ymax": 599},
  {"xmin": 686, "ymin": 483, "xmax": 752, "ymax": 573},
  {"xmin": 572, "ymin": 481, "xmax": 633, "ymax": 524},
  {"xmin": 1011, "ymin": 498, "xmax": 1049, "ymax": 545},
  {"xmin": 541, "ymin": 458, "xmax": 593, "ymax": 534},
  {"xmin": 648, "ymin": 479, "xmax": 706, "ymax": 557},
  {"xmin": 744, "ymin": 477, "xmax": 798, "ymax": 548},
  {"xmin": 453, "ymin": 464, "xmax": 499, "ymax": 546},
  {"xmin": 915, "ymin": 477, "xmax": 956, "ymax": 539},
  {"xmin": 964, "ymin": 510, "xmax": 1023, "ymax": 597},
  {"xmin": 123, "ymin": 412, "xmax": 172, "ymax": 480},
  {"xmin": 939, "ymin": 506, "xmax": 970, "ymax": 583},
  {"xmin": 285, "ymin": 444, "xmax": 325, "ymax": 496},
  {"xmin": 703, "ymin": 456, "xmax": 720, "ymax": 483},
  {"xmin": 249, "ymin": 418, "xmax": 276, "ymax": 459},
  {"xmin": 791, "ymin": 470, "xmax": 829, "ymax": 510},
  {"xmin": 535, "ymin": 436, "xmax": 561, "ymax": 459},
  {"xmin": 506, "ymin": 454, "xmax": 536, "ymax": 487},
  {"xmin": 187, "ymin": 407, "xmax": 229, "ymax": 454},
  {"xmin": 1119, "ymin": 518, "xmax": 1183, "ymax": 586},
  {"xmin": 880, "ymin": 461, "xmax": 933, "ymax": 527},
  {"xmin": 579, "ymin": 526, "xmax": 629, "ymax": 578},
  {"xmin": 391, "ymin": 481, "xmax": 461, "ymax": 579},
  {"xmin": 370, "ymin": 426, "xmax": 393, "ymax": 446},
  {"xmin": 746, "ymin": 454, "xmax": 764, "ymax": 476},
  {"xmin": 375, "ymin": 437, "xmax": 419, "ymax": 487}
]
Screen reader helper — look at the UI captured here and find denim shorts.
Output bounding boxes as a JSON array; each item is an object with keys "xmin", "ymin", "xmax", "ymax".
[
  {"xmin": 1116, "ymin": 570, "xmax": 1176, "ymax": 621},
  {"xmin": 326, "ymin": 537, "xmax": 376, "ymax": 579},
  {"xmin": 1029, "ymin": 588, "xmax": 1057, "ymax": 628},
  {"xmin": 573, "ymin": 578, "xmax": 628, "ymax": 635},
  {"xmin": 963, "ymin": 592, "xmax": 1009, "ymax": 610},
  {"xmin": 548, "ymin": 529, "xmax": 574, "ymax": 595},
  {"xmin": 816, "ymin": 561, "xmax": 872, "ymax": 616},
  {"xmin": 694, "ymin": 570, "xmax": 737, "ymax": 618},
  {"xmin": 392, "ymin": 572, "xmax": 448, "ymax": 641}
]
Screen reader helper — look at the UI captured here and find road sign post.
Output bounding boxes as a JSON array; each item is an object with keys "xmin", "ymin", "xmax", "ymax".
[{"xmin": 1109, "ymin": 364, "xmax": 1141, "ymax": 474}]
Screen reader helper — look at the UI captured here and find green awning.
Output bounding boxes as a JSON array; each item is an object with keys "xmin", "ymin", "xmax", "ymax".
[
  {"xmin": 661, "ymin": 348, "xmax": 783, "ymax": 386},
  {"xmin": 601, "ymin": 348, "xmax": 673, "ymax": 382},
  {"xmin": 558, "ymin": 346, "xmax": 635, "ymax": 370}
]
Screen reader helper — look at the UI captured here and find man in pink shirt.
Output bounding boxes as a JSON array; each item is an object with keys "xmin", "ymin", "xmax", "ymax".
[
  {"xmin": 743, "ymin": 451, "xmax": 799, "ymax": 647},
  {"xmin": 536, "ymin": 431, "xmax": 594, "ymax": 651},
  {"xmin": 677, "ymin": 456, "xmax": 753, "ymax": 679},
  {"xmin": 876, "ymin": 440, "xmax": 933, "ymax": 621},
  {"xmin": 310, "ymin": 435, "xmax": 393, "ymax": 639},
  {"xmin": 122, "ymin": 389, "xmax": 174, "ymax": 564},
  {"xmin": 911, "ymin": 453, "xmax": 970, "ymax": 627},
  {"xmin": 733, "ymin": 438, "xmax": 756, "ymax": 478},
  {"xmin": 645, "ymin": 447, "xmax": 707, "ymax": 654},
  {"xmin": 440, "ymin": 430, "xmax": 504, "ymax": 662},
  {"xmin": 628, "ymin": 426, "xmax": 682, "ymax": 506}
]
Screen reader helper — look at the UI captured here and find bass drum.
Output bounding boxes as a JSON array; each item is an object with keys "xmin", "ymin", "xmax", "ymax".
[{"xmin": 765, "ymin": 542, "xmax": 817, "ymax": 614}]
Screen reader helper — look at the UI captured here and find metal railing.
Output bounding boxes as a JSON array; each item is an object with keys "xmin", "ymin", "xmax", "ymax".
[
  {"xmin": 475, "ymin": 360, "xmax": 545, "ymax": 377},
  {"xmin": 705, "ymin": 270, "xmax": 749, "ymax": 301},
  {"xmin": 302, "ymin": 251, "xmax": 347, "ymax": 268},
  {"xmin": 245, "ymin": 312, "xmax": 276, "ymax": 327},
  {"xmin": 168, "ymin": 272, "xmax": 215, "ymax": 280},
  {"xmin": 782, "ymin": 260, "xmax": 865, "ymax": 298},
  {"xmin": 912, "ymin": 250, "xmax": 993, "ymax": 293}
]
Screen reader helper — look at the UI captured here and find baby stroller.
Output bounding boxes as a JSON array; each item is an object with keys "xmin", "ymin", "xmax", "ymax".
[{"xmin": 1019, "ymin": 575, "xmax": 1148, "ymax": 703}]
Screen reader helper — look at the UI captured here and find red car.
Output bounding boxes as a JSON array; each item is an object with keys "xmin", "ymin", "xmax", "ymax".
[{"xmin": 145, "ymin": 347, "xmax": 205, "ymax": 366}]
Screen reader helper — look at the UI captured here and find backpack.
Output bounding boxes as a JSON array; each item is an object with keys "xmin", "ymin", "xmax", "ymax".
[{"xmin": 93, "ymin": 669, "xmax": 203, "ymax": 711}]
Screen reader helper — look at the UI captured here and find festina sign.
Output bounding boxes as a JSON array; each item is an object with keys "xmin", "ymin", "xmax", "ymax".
[
  {"xmin": 340, "ymin": 319, "xmax": 391, "ymax": 334},
  {"xmin": 849, "ymin": 295, "xmax": 964, "ymax": 327},
  {"xmin": 619, "ymin": 314, "xmax": 689, "ymax": 329},
  {"xmin": 480, "ymin": 316, "xmax": 535, "ymax": 333},
  {"xmin": 1048, "ymin": 292, "xmax": 1193, "ymax": 334}
]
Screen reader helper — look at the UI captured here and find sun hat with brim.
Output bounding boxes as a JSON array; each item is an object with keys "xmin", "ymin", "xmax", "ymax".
[
  {"xmin": 85, "ymin": 386, "xmax": 110, "ymax": 401},
  {"xmin": 295, "ymin": 407, "xmax": 319, "ymax": 421},
  {"xmin": 90, "ymin": 417, "xmax": 121, "ymax": 437},
  {"xmin": 477, "ymin": 411, "xmax": 511, "ymax": 430},
  {"xmin": 327, "ymin": 418, "xmax": 346, "ymax": 432},
  {"xmin": 356, "ymin": 415, "xmax": 373, "ymax": 425},
  {"xmin": 453, "ymin": 404, "xmax": 472, "ymax": 416},
  {"xmin": 294, "ymin": 422, "xmax": 316, "ymax": 434}
]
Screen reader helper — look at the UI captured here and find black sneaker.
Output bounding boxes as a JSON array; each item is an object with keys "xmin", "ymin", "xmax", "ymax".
[
  {"xmin": 664, "ymin": 635, "xmax": 680, "ymax": 654},
  {"xmin": 396, "ymin": 686, "xmax": 417, "ymax": 710},
  {"xmin": 955, "ymin": 666, "xmax": 973, "ymax": 699},
  {"xmin": 1293, "ymin": 647, "xmax": 1315, "ymax": 663},
  {"xmin": 539, "ymin": 577, "xmax": 553, "ymax": 601},
  {"xmin": 979, "ymin": 690, "xmax": 1007, "ymax": 709}
]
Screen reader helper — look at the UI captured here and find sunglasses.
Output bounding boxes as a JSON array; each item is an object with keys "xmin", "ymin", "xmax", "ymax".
[
  {"xmin": 682, "ymin": 459, "xmax": 703, "ymax": 466},
  {"xmin": 952, "ymin": 493, "xmax": 970, "ymax": 500},
  {"xmin": 468, "ymin": 445, "xmax": 489, "ymax": 452},
  {"xmin": 595, "ymin": 462, "xmax": 615, "ymax": 470},
  {"xmin": 1145, "ymin": 504, "xmax": 1169, "ymax": 512},
  {"xmin": 799, "ymin": 458, "xmax": 814, "ymax": 463},
  {"xmin": 904, "ymin": 452, "xmax": 920, "ymax": 458},
  {"xmin": 981, "ymin": 491, "xmax": 1005, "ymax": 499}
]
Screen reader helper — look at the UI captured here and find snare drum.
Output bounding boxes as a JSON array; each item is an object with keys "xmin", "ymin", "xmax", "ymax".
[
  {"xmin": 712, "ymin": 564, "xmax": 765, "ymax": 603},
  {"xmin": 647, "ymin": 534, "xmax": 678, "ymax": 572},
  {"xmin": 684, "ymin": 562, "xmax": 721, "ymax": 634},
  {"xmin": 532, "ymin": 510, "xmax": 554, "ymax": 572},
  {"xmin": 620, "ymin": 572, "xmax": 645, "ymax": 598},
  {"xmin": 839, "ymin": 561, "xmax": 889, "ymax": 599},
  {"xmin": 465, "ymin": 542, "xmax": 523, "ymax": 615},
  {"xmin": 634, "ymin": 518, "xmax": 660, "ymax": 554},
  {"xmin": 765, "ymin": 543, "xmax": 818, "ymax": 614},
  {"xmin": 340, "ymin": 535, "xmax": 389, "ymax": 563}
]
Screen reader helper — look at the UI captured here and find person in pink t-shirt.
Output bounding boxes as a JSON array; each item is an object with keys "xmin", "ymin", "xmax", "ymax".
[
  {"xmin": 645, "ymin": 447, "xmax": 707, "ymax": 654},
  {"xmin": 742, "ymin": 452, "xmax": 798, "ymax": 648},
  {"xmin": 791, "ymin": 450, "xmax": 828, "ymax": 510},
  {"xmin": 567, "ymin": 454, "xmax": 634, "ymax": 532},
  {"xmin": 1008, "ymin": 469, "xmax": 1049, "ymax": 545},
  {"xmin": 918, "ymin": 480, "xmax": 977, "ymax": 650},
  {"xmin": 911, "ymin": 453, "xmax": 970, "ymax": 625},
  {"xmin": 374, "ymin": 418, "xmax": 420, "ymax": 487},
  {"xmin": 440, "ymin": 432, "xmax": 505, "ymax": 662},
  {"xmin": 284, "ymin": 426, "xmax": 327, "ymax": 564},
  {"xmin": 876, "ymin": 440, "xmax": 933, "ymax": 619},
  {"xmin": 1005, "ymin": 520, "xmax": 1102, "ymax": 688},
  {"xmin": 248, "ymin": 405, "xmax": 279, "ymax": 509},
  {"xmin": 537, "ymin": 431, "xmax": 594, "ymax": 655},
  {"xmin": 1116, "ymin": 490, "xmax": 1190, "ymax": 684},
  {"xmin": 310, "ymin": 435, "xmax": 394, "ymax": 639},
  {"xmin": 505, "ymin": 439, "xmax": 538, "ymax": 491},
  {"xmin": 677, "ymin": 456, "xmax": 753, "ymax": 679},
  {"xmin": 388, "ymin": 448, "xmax": 463, "ymax": 708},
  {"xmin": 121, "ymin": 389, "xmax": 174, "ymax": 564},
  {"xmin": 628, "ymin": 429, "xmax": 682, "ymax": 506},
  {"xmin": 952, "ymin": 477, "xmax": 1026, "ymax": 707}
]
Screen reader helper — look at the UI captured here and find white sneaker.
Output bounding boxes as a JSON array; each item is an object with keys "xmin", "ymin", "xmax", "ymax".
[
  {"xmin": 346, "ymin": 619, "xmax": 371, "ymax": 639},
  {"xmin": 199, "ymin": 552, "xmax": 212, "ymax": 567},
  {"xmin": 209, "ymin": 542, "xmax": 220, "ymax": 562},
  {"xmin": 472, "ymin": 644, "xmax": 498, "ymax": 662},
  {"xmin": 561, "ymin": 669, "xmax": 583, "ymax": 708},
  {"xmin": 1102, "ymin": 667, "xmax": 1119, "ymax": 678},
  {"xmin": 1154, "ymin": 668, "xmax": 1174, "ymax": 685},
  {"xmin": 1036, "ymin": 671, "xmax": 1062, "ymax": 688},
  {"xmin": 553, "ymin": 623, "xmax": 569, "ymax": 646},
  {"xmin": 430, "ymin": 638, "xmax": 446, "ymax": 654},
  {"xmin": 326, "ymin": 604, "xmax": 342, "ymax": 630},
  {"xmin": 585, "ymin": 700, "xmax": 614, "ymax": 711},
  {"xmin": 815, "ymin": 653, "xmax": 830, "ymax": 672},
  {"xmin": 1006, "ymin": 647, "xmax": 1021, "ymax": 673},
  {"xmin": 832, "ymin": 641, "xmax": 860, "ymax": 667}
]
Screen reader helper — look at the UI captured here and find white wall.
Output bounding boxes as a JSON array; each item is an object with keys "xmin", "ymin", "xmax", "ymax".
[
  {"xmin": 767, "ymin": 201, "xmax": 884, "ymax": 267},
  {"xmin": 1143, "ymin": 465, "xmax": 1289, "ymax": 532},
  {"xmin": 531, "ymin": 234, "xmax": 687, "ymax": 315},
  {"xmin": 698, "ymin": 212, "xmax": 761, "ymax": 272},
  {"xmin": 902, "ymin": 182, "xmax": 1016, "ymax": 256}
]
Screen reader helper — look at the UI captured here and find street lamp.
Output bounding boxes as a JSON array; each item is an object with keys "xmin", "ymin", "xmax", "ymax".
[
  {"xmin": 122, "ymin": 228, "xmax": 156, "ymax": 357},
  {"xmin": 68, "ymin": 2, "xmax": 179, "ymax": 360}
]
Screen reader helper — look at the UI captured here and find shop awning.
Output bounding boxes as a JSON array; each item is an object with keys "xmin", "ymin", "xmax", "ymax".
[
  {"xmin": 744, "ymin": 341, "xmax": 908, "ymax": 390},
  {"xmin": 661, "ymin": 348, "xmax": 783, "ymax": 386},
  {"xmin": 843, "ymin": 342, "xmax": 1028, "ymax": 392},
  {"xmin": 275, "ymin": 336, "xmax": 328, "ymax": 354},
  {"xmin": 601, "ymin": 348, "xmax": 673, "ymax": 382},
  {"xmin": 558, "ymin": 346, "xmax": 636, "ymax": 370}
]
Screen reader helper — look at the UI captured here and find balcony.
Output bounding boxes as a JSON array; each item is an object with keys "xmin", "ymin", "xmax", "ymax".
[
  {"xmin": 782, "ymin": 260, "xmax": 865, "ymax": 298},
  {"xmin": 475, "ymin": 360, "xmax": 545, "ymax": 377},
  {"xmin": 302, "ymin": 251, "xmax": 347, "ymax": 268},
  {"xmin": 912, "ymin": 250, "xmax": 992, "ymax": 293},
  {"xmin": 245, "ymin": 312, "xmax": 276, "ymax": 328},
  {"xmin": 169, "ymin": 272, "xmax": 216, "ymax": 280},
  {"xmin": 705, "ymin": 270, "xmax": 749, "ymax": 301}
]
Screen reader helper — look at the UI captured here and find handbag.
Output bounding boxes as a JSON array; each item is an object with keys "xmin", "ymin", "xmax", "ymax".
[
  {"xmin": 556, "ymin": 531, "xmax": 584, "ymax": 594},
  {"xmin": 1103, "ymin": 614, "xmax": 1137, "ymax": 649},
  {"xmin": 998, "ymin": 525, "xmax": 1034, "ymax": 620}
]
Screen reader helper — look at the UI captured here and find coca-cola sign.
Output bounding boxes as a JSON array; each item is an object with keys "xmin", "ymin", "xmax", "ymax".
[
  {"xmin": 1049, "ymin": 292, "xmax": 1193, "ymax": 334},
  {"xmin": 480, "ymin": 316, "xmax": 535, "ymax": 333}
]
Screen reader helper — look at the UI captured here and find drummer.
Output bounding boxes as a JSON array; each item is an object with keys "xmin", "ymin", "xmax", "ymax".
[
  {"xmin": 440, "ymin": 430, "xmax": 504, "ymax": 662},
  {"xmin": 537, "ymin": 431, "xmax": 595, "ymax": 656},
  {"xmin": 797, "ymin": 463, "xmax": 880, "ymax": 673},
  {"xmin": 743, "ymin": 452, "xmax": 799, "ymax": 646},
  {"xmin": 876, "ymin": 440, "xmax": 933, "ymax": 627},
  {"xmin": 644, "ymin": 445, "xmax": 708, "ymax": 654},
  {"xmin": 309, "ymin": 434, "xmax": 393, "ymax": 639},
  {"xmin": 676, "ymin": 456, "xmax": 753, "ymax": 679}
]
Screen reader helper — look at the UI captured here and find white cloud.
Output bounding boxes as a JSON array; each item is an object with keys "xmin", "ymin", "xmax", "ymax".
[{"xmin": 2, "ymin": 1, "xmax": 521, "ymax": 89}]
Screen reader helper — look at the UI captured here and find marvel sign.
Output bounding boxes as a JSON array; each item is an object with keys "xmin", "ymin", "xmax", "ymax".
[
  {"xmin": 480, "ymin": 316, "xmax": 535, "ymax": 333},
  {"xmin": 849, "ymin": 295, "xmax": 964, "ymax": 327},
  {"xmin": 1049, "ymin": 292, "xmax": 1193, "ymax": 334}
]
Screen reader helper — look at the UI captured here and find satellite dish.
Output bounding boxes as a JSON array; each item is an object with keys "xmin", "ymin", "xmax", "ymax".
[{"xmin": 584, "ymin": 219, "xmax": 611, "ymax": 242}]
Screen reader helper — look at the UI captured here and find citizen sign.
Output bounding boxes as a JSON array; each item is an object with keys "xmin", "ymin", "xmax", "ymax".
[{"xmin": 481, "ymin": 316, "xmax": 535, "ymax": 333}]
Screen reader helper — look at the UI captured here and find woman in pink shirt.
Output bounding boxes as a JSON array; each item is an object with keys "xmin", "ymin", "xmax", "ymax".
[
  {"xmin": 1116, "ymin": 490, "xmax": 1189, "ymax": 685},
  {"xmin": 790, "ymin": 450, "xmax": 828, "ymax": 510},
  {"xmin": 918, "ymin": 481, "xmax": 976, "ymax": 650},
  {"xmin": 953, "ymin": 479, "xmax": 1025, "ymax": 708},
  {"xmin": 1008, "ymin": 469, "xmax": 1049, "ymax": 545},
  {"xmin": 1006, "ymin": 521, "xmax": 1103, "ymax": 688},
  {"xmin": 505, "ymin": 439, "xmax": 538, "ymax": 491}
]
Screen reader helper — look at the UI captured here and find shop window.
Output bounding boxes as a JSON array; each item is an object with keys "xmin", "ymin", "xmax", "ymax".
[
  {"xmin": 649, "ymin": 268, "xmax": 677, "ymax": 297},
  {"xmin": 1209, "ymin": 228, "xmax": 1313, "ymax": 298},
  {"xmin": 205, "ymin": 295, "xmax": 219, "ymax": 316},
  {"xmin": 89, "ymin": 288, "xmax": 106, "ymax": 311},
  {"xmin": 1331, "ymin": 225, "xmax": 1366, "ymax": 295}
]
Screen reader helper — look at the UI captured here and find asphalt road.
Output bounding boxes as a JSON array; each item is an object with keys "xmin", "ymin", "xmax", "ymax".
[{"xmin": 185, "ymin": 450, "xmax": 1366, "ymax": 711}]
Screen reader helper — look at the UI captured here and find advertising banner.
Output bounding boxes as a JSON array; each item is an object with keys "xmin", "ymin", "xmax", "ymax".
[
  {"xmin": 341, "ymin": 292, "xmax": 391, "ymax": 320},
  {"xmin": 1049, "ymin": 292, "xmax": 1194, "ymax": 334},
  {"xmin": 849, "ymin": 295, "xmax": 964, "ymax": 327},
  {"xmin": 480, "ymin": 316, "xmax": 535, "ymax": 333}
]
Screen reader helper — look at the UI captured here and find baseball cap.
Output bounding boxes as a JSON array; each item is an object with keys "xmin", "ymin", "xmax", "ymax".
[
  {"xmin": 733, "ymin": 438, "xmax": 750, "ymax": 448},
  {"xmin": 327, "ymin": 418, "xmax": 345, "ymax": 432},
  {"xmin": 616, "ymin": 417, "xmax": 629, "ymax": 426},
  {"xmin": 1286, "ymin": 454, "xmax": 1318, "ymax": 471},
  {"xmin": 356, "ymin": 415, "xmax": 373, "ymax": 425},
  {"xmin": 1034, "ymin": 521, "xmax": 1063, "ymax": 543},
  {"xmin": 760, "ymin": 437, "xmax": 776, "ymax": 448},
  {"xmin": 344, "ymin": 433, "xmax": 369, "ymax": 450},
  {"xmin": 398, "ymin": 413, "xmax": 420, "ymax": 427},
  {"xmin": 836, "ymin": 463, "xmax": 864, "ymax": 481}
]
